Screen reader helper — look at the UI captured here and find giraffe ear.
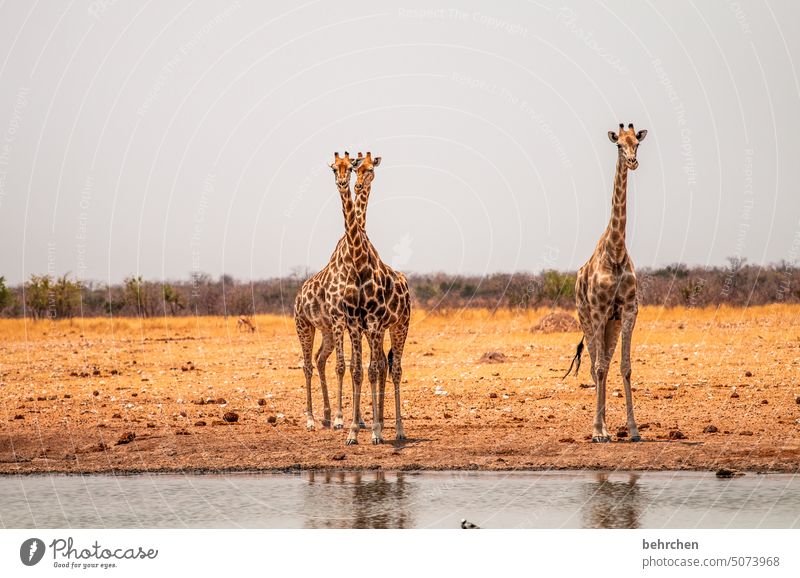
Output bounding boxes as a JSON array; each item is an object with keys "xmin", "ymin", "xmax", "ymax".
[
  {"xmin": 608, "ymin": 131, "xmax": 618, "ymax": 143},
  {"xmin": 372, "ymin": 156, "xmax": 381, "ymax": 166},
  {"xmin": 352, "ymin": 157, "xmax": 365, "ymax": 169},
  {"xmin": 636, "ymin": 129, "xmax": 647, "ymax": 141}
]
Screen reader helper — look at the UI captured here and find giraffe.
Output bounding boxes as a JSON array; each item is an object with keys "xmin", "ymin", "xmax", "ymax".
[
  {"xmin": 345, "ymin": 152, "xmax": 411, "ymax": 445},
  {"xmin": 565, "ymin": 123, "xmax": 647, "ymax": 443},
  {"xmin": 294, "ymin": 151, "xmax": 365, "ymax": 431}
]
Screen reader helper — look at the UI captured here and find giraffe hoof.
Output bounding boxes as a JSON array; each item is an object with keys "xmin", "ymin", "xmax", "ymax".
[
  {"xmin": 358, "ymin": 421, "xmax": 367, "ymax": 430},
  {"xmin": 321, "ymin": 420, "xmax": 331, "ymax": 429},
  {"xmin": 372, "ymin": 436, "xmax": 384, "ymax": 445},
  {"xmin": 591, "ymin": 436, "xmax": 611, "ymax": 443},
  {"xmin": 630, "ymin": 435, "xmax": 642, "ymax": 442},
  {"xmin": 396, "ymin": 433, "xmax": 407, "ymax": 441},
  {"xmin": 333, "ymin": 424, "xmax": 344, "ymax": 430},
  {"xmin": 345, "ymin": 438, "xmax": 358, "ymax": 445}
]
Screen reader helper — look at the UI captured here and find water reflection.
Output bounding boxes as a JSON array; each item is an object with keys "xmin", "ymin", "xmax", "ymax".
[
  {"xmin": 303, "ymin": 471, "xmax": 413, "ymax": 529},
  {"xmin": 582, "ymin": 473, "xmax": 642, "ymax": 529}
]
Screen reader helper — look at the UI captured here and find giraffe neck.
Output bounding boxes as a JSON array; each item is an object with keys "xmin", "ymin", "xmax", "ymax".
[
  {"xmin": 338, "ymin": 185, "xmax": 368, "ymax": 270},
  {"xmin": 604, "ymin": 150, "xmax": 629, "ymax": 261},
  {"xmin": 355, "ymin": 181, "xmax": 371, "ymax": 231}
]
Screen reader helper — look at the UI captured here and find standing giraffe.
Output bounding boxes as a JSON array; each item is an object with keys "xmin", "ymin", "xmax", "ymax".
[
  {"xmin": 294, "ymin": 152, "xmax": 365, "ymax": 430},
  {"xmin": 345, "ymin": 152, "xmax": 411, "ymax": 445},
  {"xmin": 565, "ymin": 123, "xmax": 647, "ymax": 442}
]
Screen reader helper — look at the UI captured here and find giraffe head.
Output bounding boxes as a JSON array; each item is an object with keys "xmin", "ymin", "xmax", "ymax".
[
  {"xmin": 608, "ymin": 123, "xmax": 647, "ymax": 170},
  {"xmin": 353, "ymin": 151, "xmax": 381, "ymax": 192},
  {"xmin": 329, "ymin": 151, "xmax": 363, "ymax": 190}
]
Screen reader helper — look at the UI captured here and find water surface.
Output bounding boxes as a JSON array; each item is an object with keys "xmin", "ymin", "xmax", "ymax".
[{"xmin": 1, "ymin": 471, "xmax": 798, "ymax": 529}]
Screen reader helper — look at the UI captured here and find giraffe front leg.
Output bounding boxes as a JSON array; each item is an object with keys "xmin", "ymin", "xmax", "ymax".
[
  {"xmin": 332, "ymin": 328, "xmax": 346, "ymax": 430},
  {"xmin": 389, "ymin": 325, "xmax": 408, "ymax": 441},
  {"xmin": 620, "ymin": 307, "xmax": 641, "ymax": 441},
  {"xmin": 367, "ymin": 333, "xmax": 386, "ymax": 445},
  {"xmin": 589, "ymin": 331, "xmax": 611, "ymax": 442},
  {"xmin": 346, "ymin": 330, "xmax": 363, "ymax": 445},
  {"xmin": 315, "ymin": 331, "xmax": 334, "ymax": 429}
]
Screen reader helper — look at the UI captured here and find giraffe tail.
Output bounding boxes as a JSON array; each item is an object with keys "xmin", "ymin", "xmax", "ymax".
[
  {"xmin": 563, "ymin": 338, "xmax": 584, "ymax": 380},
  {"xmin": 387, "ymin": 348, "xmax": 394, "ymax": 372}
]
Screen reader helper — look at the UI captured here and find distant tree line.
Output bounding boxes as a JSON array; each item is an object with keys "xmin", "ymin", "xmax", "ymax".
[{"xmin": 0, "ymin": 259, "xmax": 798, "ymax": 319}]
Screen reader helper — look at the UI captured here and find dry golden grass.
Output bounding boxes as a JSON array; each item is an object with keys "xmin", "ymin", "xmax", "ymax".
[{"xmin": 1, "ymin": 305, "xmax": 799, "ymax": 474}]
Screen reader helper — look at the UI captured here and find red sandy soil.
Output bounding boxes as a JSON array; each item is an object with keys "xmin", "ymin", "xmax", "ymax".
[{"xmin": 1, "ymin": 306, "xmax": 799, "ymax": 474}]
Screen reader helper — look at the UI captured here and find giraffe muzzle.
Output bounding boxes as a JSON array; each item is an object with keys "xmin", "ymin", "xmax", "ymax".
[{"xmin": 626, "ymin": 159, "xmax": 639, "ymax": 170}]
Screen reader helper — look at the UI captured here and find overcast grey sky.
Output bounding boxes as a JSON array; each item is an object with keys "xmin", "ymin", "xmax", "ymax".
[{"xmin": 0, "ymin": 0, "xmax": 798, "ymax": 284}]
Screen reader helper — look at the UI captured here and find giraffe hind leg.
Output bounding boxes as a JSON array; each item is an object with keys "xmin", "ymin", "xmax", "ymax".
[
  {"xmin": 295, "ymin": 315, "xmax": 316, "ymax": 431},
  {"xmin": 315, "ymin": 331, "xmax": 334, "ymax": 428}
]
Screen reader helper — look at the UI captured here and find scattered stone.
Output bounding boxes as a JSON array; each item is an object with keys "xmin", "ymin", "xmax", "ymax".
[
  {"xmin": 532, "ymin": 311, "xmax": 579, "ymax": 333},
  {"xmin": 116, "ymin": 432, "xmax": 135, "ymax": 445},
  {"xmin": 131, "ymin": 392, "xmax": 138, "ymax": 397},
  {"xmin": 488, "ymin": 392, "xmax": 498, "ymax": 399},
  {"xmin": 179, "ymin": 411, "xmax": 187, "ymax": 418},
  {"xmin": 616, "ymin": 428, "xmax": 628, "ymax": 438},
  {"xmin": 443, "ymin": 413, "xmax": 452, "ymax": 419},
  {"xmin": 745, "ymin": 370, "xmax": 753, "ymax": 377},
  {"xmin": 730, "ymin": 391, "xmax": 740, "ymax": 399},
  {"xmin": 175, "ymin": 429, "xmax": 190, "ymax": 435},
  {"xmin": 192, "ymin": 398, "xmax": 206, "ymax": 405},
  {"xmin": 795, "ymin": 395, "xmax": 800, "ymax": 405},
  {"xmin": 612, "ymin": 390, "xmax": 621, "ymax": 398},
  {"xmin": 215, "ymin": 397, "xmax": 227, "ymax": 405},
  {"xmin": 194, "ymin": 420, "xmax": 206, "ymax": 427},
  {"xmin": 64, "ymin": 394, "xmax": 71, "ymax": 399},
  {"xmin": 110, "ymin": 369, "xmax": 119, "ymax": 375},
  {"xmin": 222, "ymin": 411, "xmax": 239, "ymax": 423},
  {"xmin": 147, "ymin": 423, "xmax": 156, "ymax": 428},
  {"xmin": 668, "ymin": 430, "xmax": 686, "ymax": 440},
  {"xmin": 93, "ymin": 390, "xmax": 99, "ymax": 396},
  {"xmin": 559, "ymin": 437, "xmax": 575, "ymax": 443},
  {"xmin": 422, "ymin": 352, "xmax": 434, "ymax": 357},
  {"xmin": 257, "ymin": 398, "xmax": 267, "ymax": 406},
  {"xmin": 112, "ymin": 413, "xmax": 122, "ymax": 419},
  {"xmin": 181, "ymin": 366, "xmax": 189, "ymax": 372},
  {"xmin": 739, "ymin": 430, "xmax": 754, "ymax": 436},
  {"xmin": 37, "ymin": 396, "xmax": 46, "ymax": 401},
  {"xmin": 92, "ymin": 369, "xmax": 101, "ymax": 376},
  {"xmin": 479, "ymin": 351, "xmax": 506, "ymax": 364},
  {"xmin": 761, "ymin": 399, "xmax": 768, "ymax": 405},
  {"xmin": 579, "ymin": 383, "xmax": 594, "ymax": 389},
  {"xmin": 331, "ymin": 453, "xmax": 346, "ymax": 461},
  {"xmin": 267, "ymin": 415, "xmax": 277, "ymax": 424},
  {"xmin": 716, "ymin": 468, "xmax": 736, "ymax": 478},
  {"xmin": 703, "ymin": 425, "xmax": 719, "ymax": 433},
  {"xmin": 14, "ymin": 414, "xmax": 24, "ymax": 420}
]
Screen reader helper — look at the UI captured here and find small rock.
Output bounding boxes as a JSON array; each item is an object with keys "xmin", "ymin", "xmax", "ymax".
[
  {"xmin": 716, "ymin": 468, "xmax": 735, "ymax": 478},
  {"xmin": 112, "ymin": 413, "xmax": 122, "ymax": 419},
  {"xmin": 116, "ymin": 432, "xmax": 135, "ymax": 445},
  {"xmin": 668, "ymin": 430, "xmax": 686, "ymax": 440},
  {"xmin": 194, "ymin": 420, "xmax": 206, "ymax": 427},
  {"xmin": 331, "ymin": 453, "xmax": 346, "ymax": 461},
  {"xmin": 64, "ymin": 394, "xmax": 71, "ymax": 399},
  {"xmin": 175, "ymin": 429, "xmax": 190, "ymax": 435},
  {"xmin": 795, "ymin": 396, "xmax": 800, "ymax": 405},
  {"xmin": 222, "ymin": 411, "xmax": 239, "ymax": 423},
  {"xmin": 730, "ymin": 392, "xmax": 739, "ymax": 399},
  {"xmin": 559, "ymin": 437, "xmax": 575, "ymax": 443},
  {"xmin": 739, "ymin": 430, "xmax": 753, "ymax": 436},
  {"xmin": 215, "ymin": 397, "xmax": 227, "ymax": 405},
  {"xmin": 92, "ymin": 369, "xmax": 101, "ymax": 376},
  {"xmin": 761, "ymin": 399, "xmax": 768, "ymax": 405},
  {"xmin": 488, "ymin": 392, "xmax": 498, "ymax": 399},
  {"xmin": 745, "ymin": 370, "xmax": 753, "ymax": 377},
  {"xmin": 179, "ymin": 411, "xmax": 187, "ymax": 418},
  {"xmin": 579, "ymin": 383, "xmax": 594, "ymax": 389},
  {"xmin": 616, "ymin": 428, "xmax": 628, "ymax": 438},
  {"xmin": 257, "ymin": 398, "xmax": 267, "ymax": 406},
  {"xmin": 612, "ymin": 390, "xmax": 622, "ymax": 398},
  {"xmin": 13, "ymin": 414, "xmax": 24, "ymax": 420},
  {"xmin": 443, "ymin": 413, "xmax": 452, "ymax": 419},
  {"xmin": 703, "ymin": 425, "xmax": 719, "ymax": 433},
  {"xmin": 267, "ymin": 415, "xmax": 277, "ymax": 424},
  {"xmin": 92, "ymin": 390, "xmax": 99, "ymax": 396},
  {"xmin": 147, "ymin": 423, "xmax": 156, "ymax": 428}
]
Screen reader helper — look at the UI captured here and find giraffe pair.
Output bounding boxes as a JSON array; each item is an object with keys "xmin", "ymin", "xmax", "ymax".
[
  {"xmin": 565, "ymin": 123, "xmax": 648, "ymax": 442},
  {"xmin": 294, "ymin": 152, "xmax": 411, "ymax": 445}
]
